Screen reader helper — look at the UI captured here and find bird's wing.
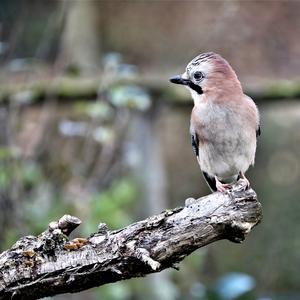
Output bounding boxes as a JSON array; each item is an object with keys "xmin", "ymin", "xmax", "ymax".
[
  {"xmin": 202, "ymin": 171, "xmax": 217, "ymax": 192},
  {"xmin": 256, "ymin": 124, "xmax": 261, "ymax": 137},
  {"xmin": 190, "ymin": 128, "xmax": 217, "ymax": 191},
  {"xmin": 245, "ymin": 95, "xmax": 261, "ymax": 137},
  {"xmin": 191, "ymin": 133, "xmax": 199, "ymax": 157},
  {"xmin": 190, "ymin": 126, "xmax": 199, "ymax": 157}
]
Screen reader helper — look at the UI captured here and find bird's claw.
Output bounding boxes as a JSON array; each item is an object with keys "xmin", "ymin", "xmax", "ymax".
[
  {"xmin": 215, "ymin": 177, "xmax": 232, "ymax": 193},
  {"xmin": 237, "ymin": 172, "xmax": 250, "ymax": 191},
  {"xmin": 237, "ymin": 178, "xmax": 250, "ymax": 191}
]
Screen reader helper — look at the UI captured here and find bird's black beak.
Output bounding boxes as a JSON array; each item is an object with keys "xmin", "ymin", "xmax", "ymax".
[
  {"xmin": 169, "ymin": 75, "xmax": 190, "ymax": 85},
  {"xmin": 169, "ymin": 74, "xmax": 204, "ymax": 95}
]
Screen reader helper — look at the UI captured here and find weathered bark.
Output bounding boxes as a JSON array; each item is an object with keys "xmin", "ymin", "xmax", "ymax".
[{"xmin": 0, "ymin": 184, "xmax": 262, "ymax": 300}]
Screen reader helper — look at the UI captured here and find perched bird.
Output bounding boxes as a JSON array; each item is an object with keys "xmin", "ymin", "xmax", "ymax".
[{"xmin": 170, "ymin": 52, "xmax": 260, "ymax": 192}]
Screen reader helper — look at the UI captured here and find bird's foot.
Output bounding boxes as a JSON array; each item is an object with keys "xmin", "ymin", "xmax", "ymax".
[
  {"xmin": 215, "ymin": 176, "xmax": 232, "ymax": 193},
  {"xmin": 237, "ymin": 172, "xmax": 250, "ymax": 191}
]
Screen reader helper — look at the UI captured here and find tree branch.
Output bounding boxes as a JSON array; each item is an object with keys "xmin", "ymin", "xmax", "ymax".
[
  {"xmin": 1, "ymin": 77, "xmax": 299, "ymax": 105},
  {"xmin": 0, "ymin": 184, "xmax": 262, "ymax": 300}
]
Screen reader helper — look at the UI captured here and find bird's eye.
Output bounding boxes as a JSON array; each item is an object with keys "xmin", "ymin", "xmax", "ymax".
[{"xmin": 193, "ymin": 71, "xmax": 204, "ymax": 81}]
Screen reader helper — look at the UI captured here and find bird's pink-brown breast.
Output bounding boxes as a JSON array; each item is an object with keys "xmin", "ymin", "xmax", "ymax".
[{"xmin": 190, "ymin": 106, "xmax": 208, "ymax": 145}]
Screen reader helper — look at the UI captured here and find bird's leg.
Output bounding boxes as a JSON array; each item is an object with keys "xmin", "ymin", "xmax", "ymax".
[
  {"xmin": 215, "ymin": 176, "xmax": 232, "ymax": 193},
  {"xmin": 237, "ymin": 171, "xmax": 250, "ymax": 190}
]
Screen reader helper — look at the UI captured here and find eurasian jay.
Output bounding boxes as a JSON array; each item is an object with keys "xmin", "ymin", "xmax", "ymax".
[{"xmin": 170, "ymin": 52, "xmax": 260, "ymax": 192}]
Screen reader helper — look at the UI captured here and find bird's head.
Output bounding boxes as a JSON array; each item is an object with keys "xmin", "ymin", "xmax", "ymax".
[{"xmin": 170, "ymin": 52, "xmax": 242, "ymax": 102}]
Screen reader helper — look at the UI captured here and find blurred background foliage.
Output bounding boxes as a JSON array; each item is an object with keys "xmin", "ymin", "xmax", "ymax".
[{"xmin": 0, "ymin": 1, "xmax": 300, "ymax": 300}]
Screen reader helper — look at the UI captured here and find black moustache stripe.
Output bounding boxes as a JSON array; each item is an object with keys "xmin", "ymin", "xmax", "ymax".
[{"xmin": 188, "ymin": 82, "xmax": 203, "ymax": 95}]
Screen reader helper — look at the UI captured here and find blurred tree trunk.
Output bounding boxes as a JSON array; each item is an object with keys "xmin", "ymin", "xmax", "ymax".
[
  {"xmin": 57, "ymin": 0, "xmax": 102, "ymax": 73},
  {"xmin": 131, "ymin": 106, "xmax": 178, "ymax": 300}
]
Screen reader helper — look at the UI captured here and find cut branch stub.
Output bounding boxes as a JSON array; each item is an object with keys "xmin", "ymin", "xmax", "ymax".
[
  {"xmin": 0, "ymin": 184, "xmax": 262, "ymax": 300},
  {"xmin": 57, "ymin": 215, "xmax": 82, "ymax": 235}
]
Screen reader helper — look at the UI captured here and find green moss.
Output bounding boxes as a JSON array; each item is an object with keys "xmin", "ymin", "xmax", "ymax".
[
  {"xmin": 262, "ymin": 80, "xmax": 300, "ymax": 99},
  {"xmin": 1, "ymin": 78, "xmax": 299, "ymax": 104},
  {"xmin": 51, "ymin": 77, "xmax": 99, "ymax": 99},
  {"xmin": 64, "ymin": 64, "xmax": 81, "ymax": 77}
]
